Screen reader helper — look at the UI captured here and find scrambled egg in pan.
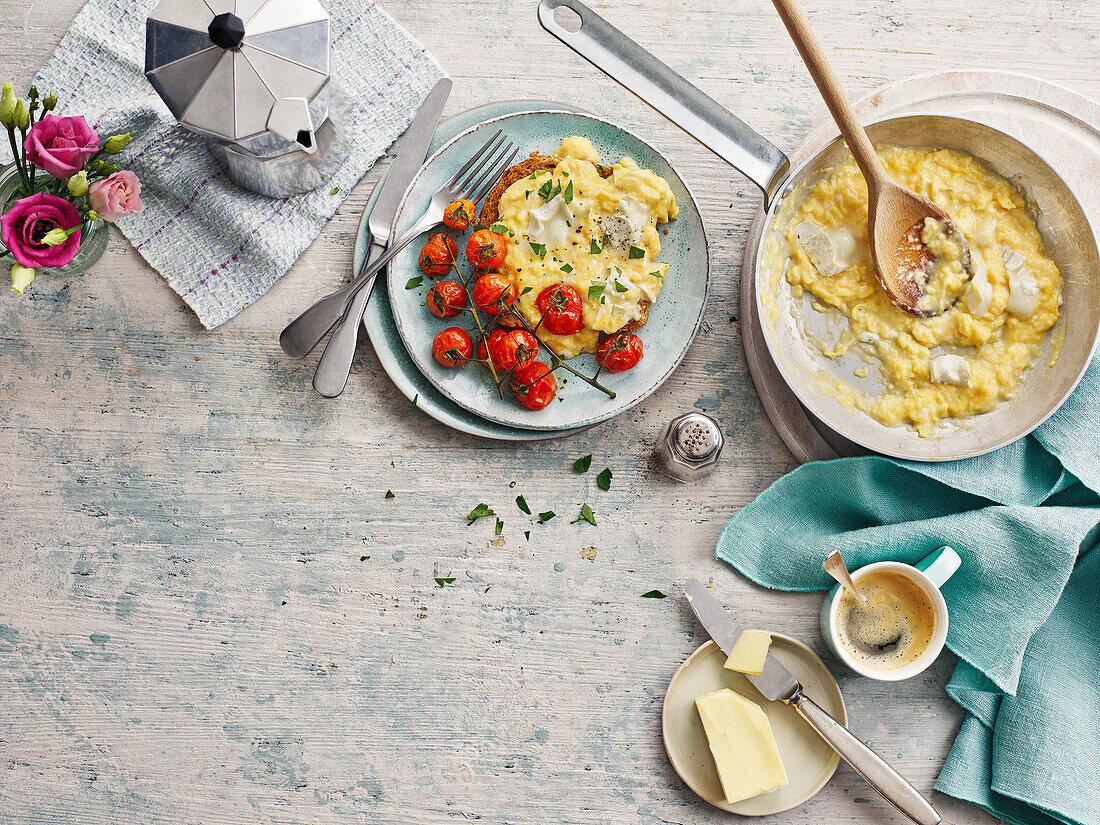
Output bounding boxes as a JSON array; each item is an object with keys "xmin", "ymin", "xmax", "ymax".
[
  {"xmin": 495, "ymin": 137, "xmax": 677, "ymax": 358},
  {"xmin": 778, "ymin": 146, "xmax": 1062, "ymax": 436}
]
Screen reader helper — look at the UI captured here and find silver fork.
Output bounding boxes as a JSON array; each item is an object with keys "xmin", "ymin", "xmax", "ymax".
[
  {"xmin": 279, "ymin": 130, "xmax": 511, "ymax": 359},
  {"xmin": 310, "ymin": 131, "xmax": 518, "ymax": 397}
]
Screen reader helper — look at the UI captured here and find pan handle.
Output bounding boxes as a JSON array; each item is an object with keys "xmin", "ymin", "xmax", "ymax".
[{"xmin": 538, "ymin": 0, "xmax": 790, "ymax": 206}]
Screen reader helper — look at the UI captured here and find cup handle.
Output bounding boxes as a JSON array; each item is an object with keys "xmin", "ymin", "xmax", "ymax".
[{"xmin": 915, "ymin": 545, "xmax": 962, "ymax": 589}]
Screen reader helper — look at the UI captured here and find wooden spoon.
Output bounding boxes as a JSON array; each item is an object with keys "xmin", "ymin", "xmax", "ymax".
[
  {"xmin": 771, "ymin": 0, "xmax": 971, "ymax": 317},
  {"xmin": 823, "ymin": 550, "xmax": 866, "ymax": 606}
]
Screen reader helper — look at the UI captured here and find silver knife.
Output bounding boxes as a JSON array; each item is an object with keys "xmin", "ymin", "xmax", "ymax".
[
  {"xmin": 684, "ymin": 579, "xmax": 941, "ymax": 825},
  {"xmin": 279, "ymin": 77, "xmax": 452, "ymax": 364}
]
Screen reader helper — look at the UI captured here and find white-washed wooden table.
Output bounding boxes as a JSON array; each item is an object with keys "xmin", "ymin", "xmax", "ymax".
[{"xmin": 2, "ymin": 1, "xmax": 1097, "ymax": 823}]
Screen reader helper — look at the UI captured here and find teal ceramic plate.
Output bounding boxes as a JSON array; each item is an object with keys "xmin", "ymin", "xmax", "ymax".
[
  {"xmin": 385, "ymin": 110, "xmax": 710, "ymax": 431},
  {"xmin": 360, "ymin": 101, "xmax": 590, "ymax": 440}
]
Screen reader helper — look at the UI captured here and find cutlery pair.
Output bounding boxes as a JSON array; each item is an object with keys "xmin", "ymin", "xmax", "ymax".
[{"xmin": 280, "ymin": 78, "xmax": 518, "ymax": 398}]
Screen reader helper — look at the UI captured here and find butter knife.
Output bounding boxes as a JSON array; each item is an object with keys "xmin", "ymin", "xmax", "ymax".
[
  {"xmin": 279, "ymin": 77, "xmax": 452, "ymax": 365},
  {"xmin": 684, "ymin": 579, "xmax": 941, "ymax": 825}
]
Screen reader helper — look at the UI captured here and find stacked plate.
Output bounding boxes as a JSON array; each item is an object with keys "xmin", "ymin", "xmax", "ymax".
[{"xmin": 361, "ymin": 101, "xmax": 709, "ymax": 440}]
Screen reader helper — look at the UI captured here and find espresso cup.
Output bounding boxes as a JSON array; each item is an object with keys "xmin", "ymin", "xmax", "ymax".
[{"xmin": 820, "ymin": 546, "xmax": 961, "ymax": 681}]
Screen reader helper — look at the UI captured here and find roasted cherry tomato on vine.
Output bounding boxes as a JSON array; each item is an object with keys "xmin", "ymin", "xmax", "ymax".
[
  {"xmin": 471, "ymin": 271, "xmax": 517, "ymax": 316},
  {"xmin": 442, "ymin": 199, "xmax": 476, "ymax": 231},
  {"xmin": 426, "ymin": 280, "xmax": 467, "ymax": 319},
  {"xmin": 432, "ymin": 327, "xmax": 472, "ymax": 368},
  {"xmin": 535, "ymin": 283, "xmax": 584, "ymax": 335},
  {"xmin": 466, "ymin": 229, "xmax": 507, "ymax": 271},
  {"xmin": 511, "ymin": 361, "xmax": 557, "ymax": 410},
  {"xmin": 495, "ymin": 329, "xmax": 540, "ymax": 371},
  {"xmin": 419, "ymin": 233, "xmax": 457, "ymax": 277},
  {"xmin": 597, "ymin": 332, "xmax": 644, "ymax": 372},
  {"xmin": 476, "ymin": 328, "xmax": 509, "ymax": 369}
]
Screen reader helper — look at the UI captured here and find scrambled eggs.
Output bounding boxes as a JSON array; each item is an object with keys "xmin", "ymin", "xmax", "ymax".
[
  {"xmin": 495, "ymin": 137, "xmax": 677, "ymax": 358},
  {"xmin": 778, "ymin": 145, "xmax": 1062, "ymax": 436}
]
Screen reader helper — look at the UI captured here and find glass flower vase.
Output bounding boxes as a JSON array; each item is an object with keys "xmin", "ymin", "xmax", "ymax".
[{"xmin": 0, "ymin": 161, "xmax": 108, "ymax": 278}]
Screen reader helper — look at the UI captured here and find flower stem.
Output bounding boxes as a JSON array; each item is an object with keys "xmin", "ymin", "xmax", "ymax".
[{"xmin": 6, "ymin": 127, "xmax": 32, "ymax": 194}]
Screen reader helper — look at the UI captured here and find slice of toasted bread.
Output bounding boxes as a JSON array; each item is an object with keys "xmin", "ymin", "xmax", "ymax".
[{"xmin": 478, "ymin": 153, "xmax": 650, "ymax": 335}]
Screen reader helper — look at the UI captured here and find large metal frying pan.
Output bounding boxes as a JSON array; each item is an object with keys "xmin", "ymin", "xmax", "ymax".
[{"xmin": 539, "ymin": 0, "xmax": 1100, "ymax": 460}]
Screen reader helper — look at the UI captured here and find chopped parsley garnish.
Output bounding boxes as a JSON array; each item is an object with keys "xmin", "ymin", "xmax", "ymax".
[
  {"xmin": 614, "ymin": 279, "xmax": 629, "ymax": 293},
  {"xmin": 490, "ymin": 223, "xmax": 510, "ymax": 234},
  {"xmin": 628, "ymin": 245, "xmax": 646, "ymax": 260},
  {"xmin": 435, "ymin": 576, "xmax": 456, "ymax": 587},
  {"xmin": 516, "ymin": 495, "xmax": 531, "ymax": 514},
  {"xmin": 529, "ymin": 242, "xmax": 547, "ymax": 260},
  {"xmin": 560, "ymin": 263, "xmax": 573, "ymax": 273},
  {"xmin": 537, "ymin": 179, "xmax": 561, "ymax": 201},
  {"xmin": 495, "ymin": 518, "xmax": 504, "ymax": 536},
  {"xmin": 524, "ymin": 530, "xmax": 531, "ymax": 541},
  {"xmin": 412, "ymin": 393, "xmax": 418, "ymax": 406},
  {"xmin": 405, "ymin": 276, "xmax": 423, "ymax": 289},
  {"xmin": 573, "ymin": 454, "xmax": 592, "ymax": 473},
  {"xmin": 596, "ymin": 468, "xmax": 612, "ymax": 490},
  {"xmin": 571, "ymin": 503, "xmax": 597, "ymax": 525},
  {"xmin": 330, "ymin": 186, "xmax": 340, "ymax": 195},
  {"xmin": 650, "ymin": 270, "xmax": 663, "ymax": 278},
  {"xmin": 360, "ymin": 555, "xmax": 370, "ymax": 561},
  {"xmin": 385, "ymin": 490, "xmax": 395, "ymax": 499},
  {"xmin": 520, "ymin": 286, "xmax": 534, "ymax": 296},
  {"xmin": 562, "ymin": 180, "xmax": 574, "ymax": 203},
  {"xmin": 538, "ymin": 511, "xmax": 556, "ymax": 523},
  {"xmin": 590, "ymin": 239, "xmax": 602, "ymax": 254},
  {"xmin": 467, "ymin": 503, "xmax": 495, "ymax": 525},
  {"xmin": 641, "ymin": 590, "xmax": 668, "ymax": 599},
  {"xmin": 588, "ymin": 282, "xmax": 606, "ymax": 301}
]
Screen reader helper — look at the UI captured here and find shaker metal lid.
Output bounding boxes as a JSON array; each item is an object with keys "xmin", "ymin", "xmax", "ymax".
[
  {"xmin": 145, "ymin": 0, "xmax": 330, "ymax": 143},
  {"xmin": 670, "ymin": 412, "xmax": 723, "ymax": 462}
]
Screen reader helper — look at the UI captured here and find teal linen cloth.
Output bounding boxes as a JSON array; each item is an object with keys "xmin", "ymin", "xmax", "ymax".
[{"xmin": 716, "ymin": 354, "xmax": 1100, "ymax": 825}]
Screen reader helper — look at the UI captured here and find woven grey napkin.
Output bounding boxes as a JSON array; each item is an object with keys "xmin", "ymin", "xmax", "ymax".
[{"xmin": 30, "ymin": 0, "xmax": 444, "ymax": 328}]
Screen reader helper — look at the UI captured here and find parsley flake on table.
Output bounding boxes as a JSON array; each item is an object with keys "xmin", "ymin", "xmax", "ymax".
[
  {"xmin": 360, "ymin": 555, "xmax": 370, "ymax": 561},
  {"xmin": 516, "ymin": 495, "xmax": 531, "ymax": 514},
  {"xmin": 524, "ymin": 530, "xmax": 531, "ymax": 540},
  {"xmin": 596, "ymin": 468, "xmax": 612, "ymax": 490},
  {"xmin": 435, "ymin": 576, "xmax": 456, "ymax": 587},
  {"xmin": 641, "ymin": 590, "xmax": 668, "ymax": 599},
  {"xmin": 538, "ymin": 511, "xmax": 556, "ymax": 523},
  {"xmin": 588, "ymin": 282, "xmax": 606, "ymax": 302},
  {"xmin": 330, "ymin": 186, "xmax": 340, "ymax": 195},
  {"xmin": 495, "ymin": 518, "xmax": 504, "ymax": 536},
  {"xmin": 385, "ymin": 490, "xmax": 395, "ymax": 499},
  {"xmin": 628, "ymin": 245, "xmax": 646, "ymax": 260},
  {"xmin": 413, "ymin": 394, "xmax": 419, "ymax": 406},
  {"xmin": 405, "ymin": 276, "xmax": 423, "ymax": 289},
  {"xmin": 571, "ymin": 503, "xmax": 597, "ymax": 526},
  {"xmin": 467, "ymin": 503, "xmax": 495, "ymax": 525},
  {"xmin": 573, "ymin": 454, "xmax": 592, "ymax": 473}
]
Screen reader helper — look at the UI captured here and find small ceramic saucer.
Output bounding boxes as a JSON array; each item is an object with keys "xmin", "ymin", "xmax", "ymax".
[{"xmin": 662, "ymin": 636, "xmax": 845, "ymax": 815}]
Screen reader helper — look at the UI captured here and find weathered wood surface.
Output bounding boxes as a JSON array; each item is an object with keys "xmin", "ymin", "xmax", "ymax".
[{"xmin": 2, "ymin": 1, "xmax": 1098, "ymax": 823}]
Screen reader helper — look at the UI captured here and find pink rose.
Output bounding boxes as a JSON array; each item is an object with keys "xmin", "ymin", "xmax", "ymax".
[
  {"xmin": 0, "ymin": 193, "xmax": 82, "ymax": 269},
  {"xmin": 88, "ymin": 171, "xmax": 145, "ymax": 223},
  {"xmin": 24, "ymin": 114, "xmax": 99, "ymax": 179}
]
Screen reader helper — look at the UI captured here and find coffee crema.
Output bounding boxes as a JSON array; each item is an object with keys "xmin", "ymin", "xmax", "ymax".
[{"xmin": 836, "ymin": 571, "xmax": 937, "ymax": 670}]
